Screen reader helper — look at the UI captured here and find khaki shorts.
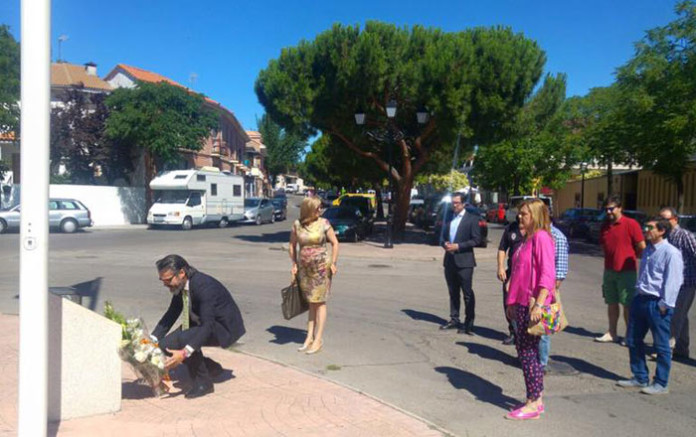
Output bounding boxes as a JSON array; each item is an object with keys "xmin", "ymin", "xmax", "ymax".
[{"xmin": 602, "ymin": 270, "xmax": 637, "ymax": 306}]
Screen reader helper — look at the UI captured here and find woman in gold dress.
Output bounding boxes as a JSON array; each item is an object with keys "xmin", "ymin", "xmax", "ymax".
[{"xmin": 289, "ymin": 196, "xmax": 339, "ymax": 354}]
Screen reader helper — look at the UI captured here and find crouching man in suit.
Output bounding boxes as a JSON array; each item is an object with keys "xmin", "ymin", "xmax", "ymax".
[
  {"xmin": 152, "ymin": 254, "xmax": 246, "ymax": 399},
  {"xmin": 441, "ymin": 193, "xmax": 482, "ymax": 335}
]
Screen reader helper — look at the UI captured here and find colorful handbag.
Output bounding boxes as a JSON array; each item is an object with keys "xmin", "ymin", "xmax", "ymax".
[{"xmin": 525, "ymin": 236, "xmax": 569, "ymax": 336}]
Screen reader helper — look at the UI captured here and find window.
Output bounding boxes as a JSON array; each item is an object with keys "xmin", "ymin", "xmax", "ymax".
[
  {"xmin": 60, "ymin": 201, "xmax": 79, "ymax": 210},
  {"xmin": 188, "ymin": 192, "xmax": 202, "ymax": 207},
  {"xmin": 174, "ymin": 175, "xmax": 187, "ymax": 180},
  {"xmin": 49, "ymin": 201, "xmax": 59, "ymax": 210},
  {"xmin": 211, "ymin": 183, "xmax": 217, "ymax": 196},
  {"xmin": 197, "ymin": 175, "xmax": 206, "ymax": 182},
  {"xmin": 233, "ymin": 185, "xmax": 241, "ymax": 197}
]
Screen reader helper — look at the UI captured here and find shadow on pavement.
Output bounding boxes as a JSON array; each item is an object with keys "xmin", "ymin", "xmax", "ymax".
[
  {"xmin": 471, "ymin": 326, "xmax": 508, "ymax": 342},
  {"xmin": 569, "ymin": 240, "xmax": 603, "ymax": 257},
  {"xmin": 550, "ymin": 355, "xmax": 624, "ymax": 380},
  {"xmin": 121, "ymin": 381, "xmax": 157, "ymax": 400},
  {"xmin": 71, "ymin": 277, "xmax": 102, "ymax": 311},
  {"xmin": 401, "ymin": 309, "xmax": 447, "ymax": 326},
  {"xmin": 234, "ymin": 230, "xmax": 291, "ymax": 243},
  {"xmin": 564, "ymin": 326, "xmax": 603, "ymax": 339},
  {"xmin": 267, "ymin": 325, "xmax": 306, "ymax": 345},
  {"xmin": 435, "ymin": 366, "xmax": 518, "ymax": 410},
  {"xmin": 456, "ymin": 342, "xmax": 519, "ymax": 368}
]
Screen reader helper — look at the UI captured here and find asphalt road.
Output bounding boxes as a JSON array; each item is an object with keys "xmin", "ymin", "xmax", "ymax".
[{"xmin": 1, "ymin": 198, "xmax": 695, "ymax": 436}]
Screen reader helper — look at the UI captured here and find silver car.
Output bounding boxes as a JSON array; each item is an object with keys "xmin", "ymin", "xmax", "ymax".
[
  {"xmin": 0, "ymin": 198, "xmax": 93, "ymax": 234},
  {"xmin": 241, "ymin": 198, "xmax": 275, "ymax": 225}
]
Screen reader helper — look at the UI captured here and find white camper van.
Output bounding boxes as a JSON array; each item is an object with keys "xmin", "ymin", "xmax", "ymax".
[{"xmin": 147, "ymin": 167, "xmax": 244, "ymax": 230}]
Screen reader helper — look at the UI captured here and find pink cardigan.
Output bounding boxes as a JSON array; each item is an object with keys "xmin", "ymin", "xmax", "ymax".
[{"xmin": 506, "ymin": 230, "xmax": 556, "ymax": 307}]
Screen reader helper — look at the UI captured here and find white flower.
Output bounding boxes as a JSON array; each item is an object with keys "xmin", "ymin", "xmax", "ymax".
[{"xmin": 133, "ymin": 351, "xmax": 148, "ymax": 363}]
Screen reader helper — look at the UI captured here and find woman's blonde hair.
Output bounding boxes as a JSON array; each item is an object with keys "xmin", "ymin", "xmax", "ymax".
[
  {"xmin": 300, "ymin": 196, "xmax": 322, "ymax": 226},
  {"xmin": 520, "ymin": 198, "xmax": 551, "ymax": 236}
]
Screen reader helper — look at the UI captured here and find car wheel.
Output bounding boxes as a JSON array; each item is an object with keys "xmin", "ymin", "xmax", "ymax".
[
  {"xmin": 182, "ymin": 216, "xmax": 193, "ymax": 231},
  {"xmin": 255, "ymin": 215, "xmax": 262, "ymax": 226},
  {"xmin": 271, "ymin": 213, "xmax": 276, "ymax": 224},
  {"xmin": 0, "ymin": 219, "xmax": 6, "ymax": 234},
  {"xmin": 219, "ymin": 217, "xmax": 229, "ymax": 228},
  {"xmin": 60, "ymin": 219, "xmax": 78, "ymax": 234}
]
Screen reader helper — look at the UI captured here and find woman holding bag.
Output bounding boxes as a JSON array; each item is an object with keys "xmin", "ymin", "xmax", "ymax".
[
  {"xmin": 505, "ymin": 198, "xmax": 556, "ymax": 420},
  {"xmin": 289, "ymin": 196, "xmax": 339, "ymax": 355}
]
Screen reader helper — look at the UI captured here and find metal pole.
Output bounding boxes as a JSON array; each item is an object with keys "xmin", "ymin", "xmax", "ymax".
[
  {"xmin": 581, "ymin": 171, "xmax": 585, "ymax": 209},
  {"xmin": 385, "ymin": 140, "xmax": 393, "ymax": 249},
  {"xmin": 19, "ymin": 0, "xmax": 51, "ymax": 435}
]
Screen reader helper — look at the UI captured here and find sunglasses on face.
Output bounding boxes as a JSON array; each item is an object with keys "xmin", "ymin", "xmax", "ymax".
[
  {"xmin": 606, "ymin": 206, "xmax": 617, "ymax": 212},
  {"xmin": 643, "ymin": 224, "xmax": 655, "ymax": 231}
]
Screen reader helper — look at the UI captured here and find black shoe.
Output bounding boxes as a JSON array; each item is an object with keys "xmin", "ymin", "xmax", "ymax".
[
  {"xmin": 205, "ymin": 358, "xmax": 224, "ymax": 378},
  {"xmin": 502, "ymin": 335, "xmax": 515, "ymax": 345},
  {"xmin": 440, "ymin": 320, "xmax": 461, "ymax": 330},
  {"xmin": 185, "ymin": 381, "xmax": 214, "ymax": 399},
  {"xmin": 458, "ymin": 326, "xmax": 475, "ymax": 335}
]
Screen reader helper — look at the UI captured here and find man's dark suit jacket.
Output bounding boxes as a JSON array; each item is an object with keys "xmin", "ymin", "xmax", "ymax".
[
  {"xmin": 152, "ymin": 270, "xmax": 245, "ymax": 350},
  {"xmin": 442, "ymin": 212, "xmax": 482, "ymax": 269}
]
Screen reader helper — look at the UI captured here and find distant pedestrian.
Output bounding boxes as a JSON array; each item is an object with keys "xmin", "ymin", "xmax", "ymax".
[
  {"xmin": 497, "ymin": 217, "xmax": 525, "ymax": 345},
  {"xmin": 595, "ymin": 196, "xmax": 646, "ymax": 343},
  {"xmin": 505, "ymin": 199, "xmax": 556, "ymax": 420},
  {"xmin": 539, "ymin": 224, "xmax": 568, "ymax": 371},
  {"xmin": 440, "ymin": 193, "xmax": 482, "ymax": 334},
  {"xmin": 659, "ymin": 207, "xmax": 696, "ymax": 360},
  {"xmin": 290, "ymin": 196, "xmax": 339, "ymax": 355},
  {"xmin": 617, "ymin": 217, "xmax": 683, "ymax": 395}
]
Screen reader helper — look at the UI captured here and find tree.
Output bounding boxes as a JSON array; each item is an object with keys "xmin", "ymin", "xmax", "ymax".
[
  {"xmin": 615, "ymin": 0, "xmax": 696, "ymax": 210},
  {"xmin": 255, "ymin": 22, "xmax": 547, "ymax": 232},
  {"xmin": 105, "ymin": 82, "xmax": 218, "ymax": 166},
  {"xmin": 0, "ymin": 25, "xmax": 20, "ymax": 136},
  {"xmin": 257, "ymin": 113, "xmax": 306, "ymax": 184}
]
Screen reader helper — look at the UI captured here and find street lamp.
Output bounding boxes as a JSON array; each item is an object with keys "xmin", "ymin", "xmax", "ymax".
[
  {"xmin": 354, "ymin": 100, "xmax": 429, "ymax": 249},
  {"xmin": 580, "ymin": 162, "xmax": 588, "ymax": 208}
]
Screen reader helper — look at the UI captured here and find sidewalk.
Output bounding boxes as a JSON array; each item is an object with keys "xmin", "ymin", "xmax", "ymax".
[{"xmin": 0, "ymin": 314, "xmax": 444, "ymax": 436}]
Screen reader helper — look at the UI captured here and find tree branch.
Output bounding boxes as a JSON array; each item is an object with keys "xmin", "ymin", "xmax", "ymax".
[{"xmin": 329, "ymin": 126, "xmax": 398, "ymax": 179}]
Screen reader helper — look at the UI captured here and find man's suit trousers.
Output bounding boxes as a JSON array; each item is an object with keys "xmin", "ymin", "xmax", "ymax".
[{"xmin": 444, "ymin": 257, "xmax": 475, "ymax": 324}]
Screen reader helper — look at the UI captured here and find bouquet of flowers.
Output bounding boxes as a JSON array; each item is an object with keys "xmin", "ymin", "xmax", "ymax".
[{"xmin": 104, "ymin": 301, "xmax": 171, "ymax": 396}]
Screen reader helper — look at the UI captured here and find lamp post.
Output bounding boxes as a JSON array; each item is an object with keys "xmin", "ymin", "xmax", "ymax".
[
  {"xmin": 580, "ymin": 162, "xmax": 588, "ymax": 209},
  {"xmin": 354, "ymin": 101, "xmax": 429, "ymax": 249}
]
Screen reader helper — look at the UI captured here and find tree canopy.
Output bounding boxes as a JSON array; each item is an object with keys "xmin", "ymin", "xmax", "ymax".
[
  {"xmin": 255, "ymin": 21, "xmax": 549, "ymax": 231},
  {"xmin": 104, "ymin": 82, "xmax": 218, "ymax": 165},
  {"xmin": 257, "ymin": 113, "xmax": 306, "ymax": 183},
  {"xmin": 0, "ymin": 25, "xmax": 20, "ymax": 136}
]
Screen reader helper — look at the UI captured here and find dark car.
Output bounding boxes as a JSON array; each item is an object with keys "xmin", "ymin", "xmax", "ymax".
[
  {"xmin": 679, "ymin": 215, "xmax": 696, "ymax": 237},
  {"xmin": 555, "ymin": 208, "xmax": 601, "ymax": 239},
  {"xmin": 586, "ymin": 209, "xmax": 648, "ymax": 243},
  {"xmin": 271, "ymin": 197, "xmax": 288, "ymax": 221},
  {"xmin": 337, "ymin": 196, "xmax": 375, "ymax": 235},
  {"xmin": 418, "ymin": 196, "xmax": 443, "ymax": 230},
  {"xmin": 322, "ymin": 205, "xmax": 370, "ymax": 242},
  {"xmin": 430, "ymin": 200, "xmax": 488, "ymax": 247},
  {"xmin": 322, "ymin": 192, "xmax": 339, "ymax": 208}
]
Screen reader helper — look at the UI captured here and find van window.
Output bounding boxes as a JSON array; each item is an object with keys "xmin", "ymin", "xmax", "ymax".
[
  {"xmin": 233, "ymin": 185, "xmax": 242, "ymax": 197},
  {"xmin": 211, "ymin": 184, "xmax": 217, "ymax": 196},
  {"xmin": 188, "ymin": 192, "xmax": 202, "ymax": 207},
  {"xmin": 197, "ymin": 175, "xmax": 206, "ymax": 182},
  {"xmin": 174, "ymin": 175, "xmax": 187, "ymax": 180}
]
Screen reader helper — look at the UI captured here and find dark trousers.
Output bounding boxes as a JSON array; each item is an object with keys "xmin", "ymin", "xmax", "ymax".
[
  {"xmin": 502, "ymin": 269, "xmax": 516, "ymax": 337},
  {"xmin": 627, "ymin": 294, "xmax": 673, "ymax": 387},
  {"xmin": 444, "ymin": 259, "xmax": 475, "ymax": 325},
  {"xmin": 671, "ymin": 284, "xmax": 695, "ymax": 357},
  {"xmin": 159, "ymin": 326, "xmax": 219, "ymax": 385}
]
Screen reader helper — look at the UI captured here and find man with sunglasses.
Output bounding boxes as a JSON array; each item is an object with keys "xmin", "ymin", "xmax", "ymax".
[
  {"xmin": 617, "ymin": 217, "xmax": 682, "ymax": 395},
  {"xmin": 152, "ymin": 254, "xmax": 246, "ymax": 399},
  {"xmin": 596, "ymin": 196, "xmax": 646, "ymax": 344}
]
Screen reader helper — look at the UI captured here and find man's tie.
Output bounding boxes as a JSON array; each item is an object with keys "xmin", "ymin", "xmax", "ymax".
[{"xmin": 182, "ymin": 289, "xmax": 190, "ymax": 330}]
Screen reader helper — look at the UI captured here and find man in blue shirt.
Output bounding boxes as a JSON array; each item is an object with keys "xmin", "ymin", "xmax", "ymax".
[
  {"xmin": 617, "ymin": 217, "xmax": 683, "ymax": 395},
  {"xmin": 539, "ymin": 224, "xmax": 569, "ymax": 371}
]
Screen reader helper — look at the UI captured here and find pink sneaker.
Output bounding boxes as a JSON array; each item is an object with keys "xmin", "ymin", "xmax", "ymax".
[
  {"xmin": 505, "ymin": 405, "xmax": 542, "ymax": 420},
  {"xmin": 510, "ymin": 403, "xmax": 545, "ymax": 414}
]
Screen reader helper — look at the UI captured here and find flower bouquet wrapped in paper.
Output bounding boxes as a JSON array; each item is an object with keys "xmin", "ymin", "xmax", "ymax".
[{"xmin": 104, "ymin": 302, "xmax": 171, "ymax": 396}]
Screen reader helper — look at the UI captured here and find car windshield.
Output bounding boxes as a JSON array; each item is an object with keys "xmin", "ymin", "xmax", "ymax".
[
  {"xmin": 244, "ymin": 199, "xmax": 260, "ymax": 207},
  {"xmin": 155, "ymin": 191, "xmax": 189, "ymax": 204},
  {"xmin": 323, "ymin": 208, "xmax": 356, "ymax": 220}
]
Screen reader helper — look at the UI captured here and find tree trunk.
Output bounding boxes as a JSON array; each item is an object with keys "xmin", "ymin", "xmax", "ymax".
[
  {"xmin": 607, "ymin": 161, "xmax": 613, "ymax": 198},
  {"xmin": 393, "ymin": 174, "xmax": 414, "ymax": 235}
]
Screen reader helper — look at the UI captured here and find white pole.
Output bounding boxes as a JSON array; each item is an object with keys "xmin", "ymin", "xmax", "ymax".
[{"xmin": 18, "ymin": 0, "xmax": 51, "ymax": 435}]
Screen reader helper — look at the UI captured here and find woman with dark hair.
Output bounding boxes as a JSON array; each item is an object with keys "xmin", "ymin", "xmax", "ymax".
[{"xmin": 505, "ymin": 199, "xmax": 556, "ymax": 420}]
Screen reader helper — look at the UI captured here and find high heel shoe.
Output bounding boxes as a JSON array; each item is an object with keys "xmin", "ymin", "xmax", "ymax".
[
  {"xmin": 305, "ymin": 341, "xmax": 323, "ymax": 355},
  {"xmin": 298, "ymin": 341, "xmax": 313, "ymax": 352}
]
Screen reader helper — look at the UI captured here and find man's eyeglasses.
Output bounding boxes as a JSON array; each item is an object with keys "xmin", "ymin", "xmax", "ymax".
[
  {"xmin": 605, "ymin": 206, "xmax": 617, "ymax": 212},
  {"xmin": 452, "ymin": 201, "xmax": 462, "ymax": 205},
  {"xmin": 159, "ymin": 273, "xmax": 178, "ymax": 284},
  {"xmin": 643, "ymin": 224, "xmax": 655, "ymax": 231}
]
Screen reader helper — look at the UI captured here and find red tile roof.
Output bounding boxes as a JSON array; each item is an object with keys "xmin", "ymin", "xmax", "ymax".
[{"xmin": 115, "ymin": 64, "xmax": 185, "ymax": 88}]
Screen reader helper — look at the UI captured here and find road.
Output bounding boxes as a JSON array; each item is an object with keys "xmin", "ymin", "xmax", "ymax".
[{"xmin": 1, "ymin": 197, "xmax": 695, "ymax": 436}]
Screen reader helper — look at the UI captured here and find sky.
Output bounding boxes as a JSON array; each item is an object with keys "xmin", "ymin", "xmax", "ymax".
[{"xmin": 0, "ymin": 0, "xmax": 681, "ymax": 131}]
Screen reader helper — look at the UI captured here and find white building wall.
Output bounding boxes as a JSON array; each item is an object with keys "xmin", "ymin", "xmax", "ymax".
[
  {"xmin": 105, "ymin": 71, "xmax": 136, "ymax": 89},
  {"xmin": 49, "ymin": 184, "xmax": 146, "ymax": 226}
]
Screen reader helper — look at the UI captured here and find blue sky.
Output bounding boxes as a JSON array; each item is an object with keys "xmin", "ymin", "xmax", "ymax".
[{"xmin": 0, "ymin": 0, "xmax": 680, "ymax": 131}]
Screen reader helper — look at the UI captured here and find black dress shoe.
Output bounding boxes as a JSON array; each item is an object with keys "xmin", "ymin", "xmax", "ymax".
[
  {"xmin": 458, "ymin": 326, "xmax": 475, "ymax": 335},
  {"xmin": 205, "ymin": 358, "xmax": 224, "ymax": 378},
  {"xmin": 185, "ymin": 382, "xmax": 214, "ymax": 399},
  {"xmin": 440, "ymin": 320, "xmax": 461, "ymax": 330},
  {"xmin": 502, "ymin": 335, "xmax": 515, "ymax": 345}
]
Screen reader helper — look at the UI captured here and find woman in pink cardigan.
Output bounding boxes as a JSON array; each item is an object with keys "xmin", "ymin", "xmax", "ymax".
[{"xmin": 505, "ymin": 199, "xmax": 556, "ymax": 420}]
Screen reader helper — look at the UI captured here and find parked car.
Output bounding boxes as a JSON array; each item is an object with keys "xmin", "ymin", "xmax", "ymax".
[
  {"xmin": 0, "ymin": 198, "xmax": 93, "ymax": 234},
  {"xmin": 408, "ymin": 198, "xmax": 425, "ymax": 224},
  {"xmin": 322, "ymin": 205, "xmax": 370, "ymax": 242},
  {"xmin": 586, "ymin": 209, "xmax": 648, "ymax": 243},
  {"xmin": 271, "ymin": 197, "xmax": 288, "ymax": 221},
  {"xmin": 242, "ymin": 198, "xmax": 275, "ymax": 225},
  {"xmin": 337, "ymin": 195, "xmax": 375, "ymax": 219},
  {"xmin": 430, "ymin": 199, "xmax": 488, "ymax": 247},
  {"xmin": 322, "ymin": 192, "xmax": 339, "ymax": 207},
  {"xmin": 505, "ymin": 195, "xmax": 553, "ymax": 224},
  {"xmin": 485, "ymin": 203, "xmax": 506, "ymax": 224},
  {"xmin": 679, "ymin": 215, "xmax": 696, "ymax": 237},
  {"xmin": 555, "ymin": 208, "xmax": 601, "ymax": 239}
]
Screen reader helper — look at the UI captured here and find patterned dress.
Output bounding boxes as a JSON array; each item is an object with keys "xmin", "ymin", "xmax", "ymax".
[{"xmin": 294, "ymin": 218, "xmax": 333, "ymax": 303}]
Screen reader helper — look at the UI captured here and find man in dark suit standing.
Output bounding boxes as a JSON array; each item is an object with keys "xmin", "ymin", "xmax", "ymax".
[
  {"xmin": 441, "ymin": 193, "xmax": 482, "ymax": 335},
  {"xmin": 152, "ymin": 254, "xmax": 246, "ymax": 399}
]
